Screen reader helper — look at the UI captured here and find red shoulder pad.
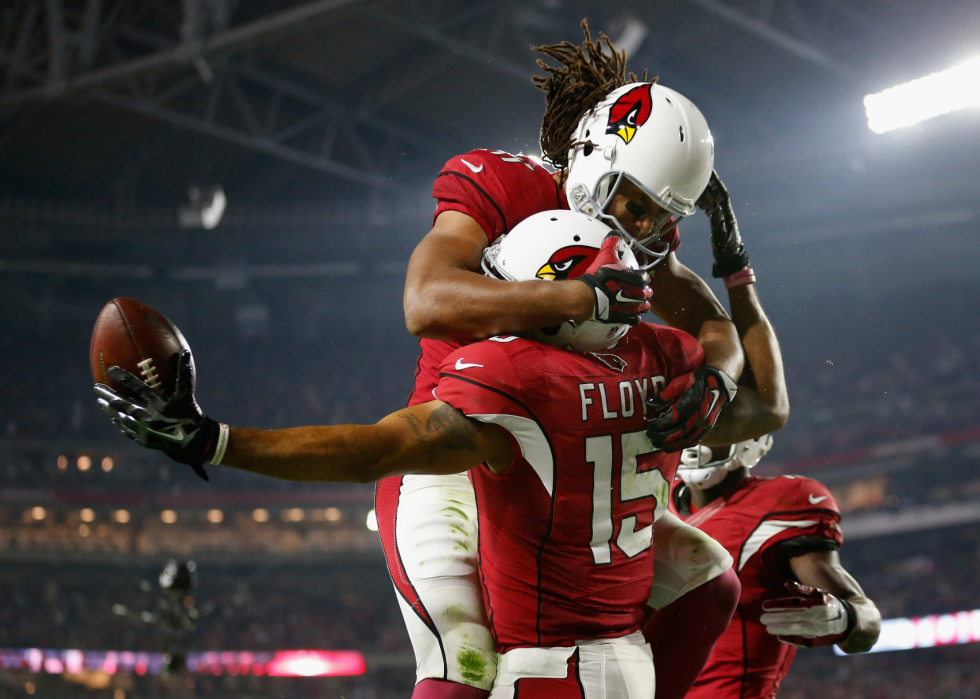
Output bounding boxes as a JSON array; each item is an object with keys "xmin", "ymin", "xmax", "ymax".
[
  {"xmin": 435, "ymin": 337, "xmax": 530, "ymax": 418},
  {"xmin": 770, "ymin": 476, "xmax": 840, "ymax": 516},
  {"xmin": 431, "ymin": 150, "xmax": 563, "ymax": 245},
  {"xmin": 628, "ymin": 322, "xmax": 704, "ymax": 379}
]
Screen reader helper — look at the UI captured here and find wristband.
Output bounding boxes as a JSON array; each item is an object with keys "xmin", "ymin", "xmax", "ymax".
[
  {"xmin": 839, "ymin": 597, "xmax": 857, "ymax": 641},
  {"xmin": 724, "ymin": 266, "xmax": 756, "ymax": 289},
  {"xmin": 210, "ymin": 423, "xmax": 230, "ymax": 465}
]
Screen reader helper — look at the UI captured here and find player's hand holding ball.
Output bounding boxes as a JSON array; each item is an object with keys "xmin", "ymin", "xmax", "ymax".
[
  {"xmin": 577, "ymin": 233, "xmax": 653, "ymax": 326},
  {"xmin": 759, "ymin": 581, "xmax": 854, "ymax": 647},
  {"xmin": 90, "ymin": 298, "xmax": 223, "ymax": 481}
]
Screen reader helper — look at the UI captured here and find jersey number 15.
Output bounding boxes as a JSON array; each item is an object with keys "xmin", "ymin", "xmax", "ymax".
[{"xmin": 586, "ymin": 430, "xmax": 669, "ymax": 565}]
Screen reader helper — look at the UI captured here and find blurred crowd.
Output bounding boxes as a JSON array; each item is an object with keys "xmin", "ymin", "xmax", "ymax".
[
  {"xmin": 2, "ymin": 288, "xmax": 979, "ymax": 471},
  {"xmin": 0, "ymin": 560, "xmax": 411, "ymax": 656},
  {"xmin": 0, "ymin": 509, "xmax": 378, "ymax": 557},
  {"xmin": 782, "ymin": 644, "xmax": 980, "ymax": 699}
]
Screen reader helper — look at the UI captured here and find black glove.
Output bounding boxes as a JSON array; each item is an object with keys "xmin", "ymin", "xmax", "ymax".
[
  {"xmin": 94, "ymin": 350, "xmax": 216, "ymax": 480},
  {"xmin": 578, "ymin": 234, "xmax": 652, "ymax": 326},
  {"xmin": 645, "ymin": 366, "xmax": 738, "ymax": 452},
  {"xmin": 696, "ymin": 171, "xmax": 750, "ymax": 278}
]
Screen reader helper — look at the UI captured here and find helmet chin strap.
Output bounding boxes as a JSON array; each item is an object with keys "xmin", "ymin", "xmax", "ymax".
[{"xmin": 569, "ymin": 175, "xmax": 680, "ymax": 271}]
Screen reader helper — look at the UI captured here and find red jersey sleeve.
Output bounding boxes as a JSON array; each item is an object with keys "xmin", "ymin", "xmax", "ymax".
[
  {"xmin": 738, "ymin": 477, "xmax": 843, "ymax": 574},
  {"xmin": 431, "ymin": 150, "xmax": 565, "ymax": 245}
]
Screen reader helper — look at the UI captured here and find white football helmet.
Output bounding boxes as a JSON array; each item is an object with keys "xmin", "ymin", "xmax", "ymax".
[
  {"xmin": 482, "ymin": 210, "xmax": 637, "ymax": 352},
  {"xmin": 564, "ymin": 82, "xmax": 714, "ymax": 268},
  {"xmin": 677, "ymin": 435, "xmax": 774, "ymax": 490}
]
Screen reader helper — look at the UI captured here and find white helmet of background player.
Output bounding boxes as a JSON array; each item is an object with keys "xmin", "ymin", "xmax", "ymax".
[
  {"xmin": 564, "ymin": 82, "xmax": 714, "ymax": 268},
  {"xmin": 482, "ymin": 210, "xmax": 637, "ymax": 352},
  {"xmin": 677, "ymin": 435, "xmax": 774, "ymax": 490}
]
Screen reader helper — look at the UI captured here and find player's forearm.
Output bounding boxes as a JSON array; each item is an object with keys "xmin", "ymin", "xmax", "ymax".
[
  {"xmin": 697, "ymin": 319, "xmax": 743, "ymax": 379},
  {"xmin": 404, "ymin": 268, "xmax": 593, "ymax": 341},
  {"xmin": 728, "ymin": 284, "xmax": 789, "ymax": 428},
  {"xmin": 837, "ymin": 596, "xmax": 882, "ymax": 654},
  {"xmin": 649, "ymin": 256, "xmax": 744, "ymax": 379},
  {"xmin": 222, "ymin": 424, "xmax": 400, "ymax": 483},
  {"xmin": 790, "ymin": 551, "xmax": 881, "ymax": 654}
]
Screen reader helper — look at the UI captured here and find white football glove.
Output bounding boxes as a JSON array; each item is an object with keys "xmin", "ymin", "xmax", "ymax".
[{"xmin": 759, "ymin": 581, "xmax": 853, "ymax": 647}]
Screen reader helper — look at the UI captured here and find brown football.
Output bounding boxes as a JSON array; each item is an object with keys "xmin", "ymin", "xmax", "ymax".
[{"xmin": 90, "ymin": 298, "xmax": 190, "ymax": 395}]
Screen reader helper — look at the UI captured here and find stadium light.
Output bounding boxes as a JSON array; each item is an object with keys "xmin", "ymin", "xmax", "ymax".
[
  {"xmin": 366, "ymin": 509, "xmax": 378, "ymax": 531},
  {"xmin": 252, "ymin": 508, "xmax": 269, "ymax": 522},
  {"xmin": 324, "ymin": 507, "xmax": 342, "ymax": 522},
  {"xmin": 835, "ymin": 608, "xmax": 980, "ymax": 654},
  {"xmin": 160, "ymin": 510, "xmax": 177, "ymax": 524},
  {"xmin": 864, "ymin": 57, "xmax": 980, "ymax": 133},
  {"xmin": 77, "ymin": 455, "xmax": 92, "ymax": 471},
  {"xmin": 102, "ymin": 457, "xmax": 114, "ymax": 472},
  {"xmin": 31, "ymin": 507, "xmax": 46, "ymax": 521},
  {"xmin": 113, "ymin": 509, "xmax": 130, "ymax": 524},
  {"xmin": 206, "ymin": 509, "xmax": 224, "ymax": 523},
  {"xmin": 80, "ymin": 508, "xmax": 95, "ymax": 522},
  {"xmin": 57, "ymin": 455, "xmax": 68, "ymax": 470}
]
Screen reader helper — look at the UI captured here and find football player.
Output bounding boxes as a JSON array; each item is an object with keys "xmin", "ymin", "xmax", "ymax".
[
  {"xmin": 385, "ymin": 25, "xmax": 749, "ymax": 699},
  {"xmin": 670, "ymin": 174, "xmax": 882, "ymax": 699},
  {"xmin": 95, "ymin": 211, "xmax": 754, "ymax": 697}
]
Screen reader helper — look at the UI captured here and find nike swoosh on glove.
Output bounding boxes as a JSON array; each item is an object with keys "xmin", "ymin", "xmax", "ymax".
[
  {"xmin": 578, "ymin": 233, "xmax": 652, "ymax": 325},
  {"xmin": 759, "ymin": 581, "xmax": 854, "ymax": 647},
  {"xmin": 94, "ymin": 349, "xmax": 216, "ymax": 480},
  {"xmin": 645, "ymin": 366, "xmax": 738, "ymax": 452}
]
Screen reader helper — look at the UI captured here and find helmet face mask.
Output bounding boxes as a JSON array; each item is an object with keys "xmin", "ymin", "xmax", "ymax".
[
  {"xmin": 481, "ymin": 210, "xmax": 637, "ymax": 353},
  {"xmin": 677, "ymin": 435, "xmax": 775, "ymax": 491},
  {"xmin": 564, "ymin": 82, "xmax": 715, "ymax": 270}
]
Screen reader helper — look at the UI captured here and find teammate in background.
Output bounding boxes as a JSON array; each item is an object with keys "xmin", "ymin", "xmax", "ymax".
[
  {"xmin": 95, "ymin": 212, "xmax": 749, "ymax": 697},
  {"xmin": 385, "ymin": 25, "xmax": 746, "ymax": 699},
  {"xmin": 670, "ymin": 175, "xmax": 881, "ymax": 699}
]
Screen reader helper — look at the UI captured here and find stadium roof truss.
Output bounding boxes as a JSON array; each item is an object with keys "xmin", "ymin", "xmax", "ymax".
[
  {"xmin": 0, "ymin": 0, "xmax": 532, "ymax": 190},
  {"xmin": 0, "ymin": 0, "xmax": 889, "ymax": 191}
]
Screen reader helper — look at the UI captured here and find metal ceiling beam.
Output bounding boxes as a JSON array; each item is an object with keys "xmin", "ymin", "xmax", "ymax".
[
  {"xmin": 0, "ymin": 0, "xmax": 369, "ymax": 107},
  {"xmin": 95, "ymin": 89, "xmax": 398, "ymax": 190},
  {"xmin": 359, "ymin": 5, "xmax": 534, "ymax": 84},
  {"xmin": 681, "ymin": 0, "xmax": 850, "ymax": 75}
]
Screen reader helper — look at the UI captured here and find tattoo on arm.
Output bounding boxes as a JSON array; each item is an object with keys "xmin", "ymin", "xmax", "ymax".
[{"xmin": 398, "ymin": 404, "xmax": 480, "ymax": 469}]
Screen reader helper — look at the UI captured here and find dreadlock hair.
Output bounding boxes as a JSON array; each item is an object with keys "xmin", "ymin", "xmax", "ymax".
[{"xmin": 533, "ymin": 19, "xmax": 656, "ymax": 171}]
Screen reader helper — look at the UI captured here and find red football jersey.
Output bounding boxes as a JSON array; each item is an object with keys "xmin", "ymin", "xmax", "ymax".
[
  {"xmin": 669, "ymin": 476, "xmax": 843, "ymax": 699},
  {"xmin": 409, "ymin": 149, "xmax": 682, "ymax": 407},
  {"xmin": 434, "ymin": 323, "xmax": 703, "ymax": 651}
]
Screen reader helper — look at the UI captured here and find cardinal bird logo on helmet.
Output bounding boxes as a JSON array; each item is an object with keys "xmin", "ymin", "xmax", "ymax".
[
  {"xmin": 535, "ymin": 245, "xmax": 598, "ymax": 281},
  {"xmin": 606, "ymin": 84, "xmax": 654, "ymax": 145}
]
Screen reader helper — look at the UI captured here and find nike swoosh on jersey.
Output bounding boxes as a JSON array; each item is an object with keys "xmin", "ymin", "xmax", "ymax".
[
  {"xmin": 808, "ymin": 494, "xmax": 829, "ymax": 504},
  {"xmin": 460, "ymin": 159, "xmax": 484, "ymax": 174},
  {"xmin": 455, "ymin": 359, "xmax": 484, "ymax": 370}
]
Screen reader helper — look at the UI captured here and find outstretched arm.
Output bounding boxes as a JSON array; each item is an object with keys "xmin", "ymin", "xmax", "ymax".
[
  {"xmin": 223, "ymin": 400, "xmax": 512, "ymax": 483},
  {"xmin": 762, "ymin": 550, "xmax": 881, "ymax": 654},
  {"xmin": 403, "ymin": 211, "xmax": 595, "ymax": 340},
  {"xmin": 96, "ymin": 360, "xmax": 513, "ymax": 484}
]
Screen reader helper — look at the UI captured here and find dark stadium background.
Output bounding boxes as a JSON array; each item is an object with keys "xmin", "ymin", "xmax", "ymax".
[{"xmin": 1, "ymin": 0, "xmax": 979, "ymax": 697}]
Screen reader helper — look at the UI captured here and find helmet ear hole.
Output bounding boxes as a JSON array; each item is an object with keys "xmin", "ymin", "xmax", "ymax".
[
  {"xmin": 679, "ymin": 125, "xmax": 685, "ymax": 142},
  {"xmin": 583, "ymin": 144, "xmax": 593, "ymax": 157}
]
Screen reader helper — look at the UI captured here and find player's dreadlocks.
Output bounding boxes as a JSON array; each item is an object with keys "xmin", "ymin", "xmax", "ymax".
[{"xmin": 533, "ymin": 19, "xmax": 656, "ymax": 170}]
